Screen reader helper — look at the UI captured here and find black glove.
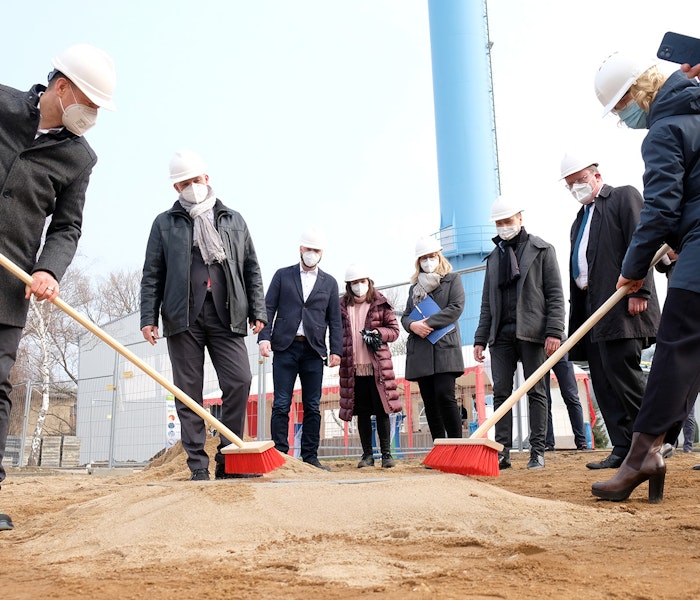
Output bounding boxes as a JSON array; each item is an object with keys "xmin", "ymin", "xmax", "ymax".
[{"xmin": 360, "ymin": 329, "xmax": 383, "ymax": 352}]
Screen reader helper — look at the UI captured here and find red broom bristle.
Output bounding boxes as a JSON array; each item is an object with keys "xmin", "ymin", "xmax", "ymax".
[
  {"xmin": 224, "ymin": 448, "xmax": 286, "ymax": 474},
  {"xmin": 423, "ymin": 443, "xmax": 500, "ymax": 477}
]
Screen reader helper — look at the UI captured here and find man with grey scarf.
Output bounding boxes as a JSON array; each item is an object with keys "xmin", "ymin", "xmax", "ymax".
[
  {"xmin": 140, "ymin": 150, "xmax": 267, "ymax": 481},
  {"xmin": 473, "ymin": 196, "xmax": 565, "ymax": 471}
]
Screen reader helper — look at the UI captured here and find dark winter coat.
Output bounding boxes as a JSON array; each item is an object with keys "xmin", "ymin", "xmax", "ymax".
[
  {"xmin": 401, "ymin": 272, "xmax": 465, "ymax": 380},
  {"xmin": 621, "ymin": 71, "xmax": 700, "ymax": 295},
  {"xmin": 474, "ymin": 233, "xmax": 565, "ymax": 348},
  {"xmin": 338, "ymin": 291, "xmax": 402, "ymax": 421},
  {"xmin": 0, "ymin": 84, "xmax": 96, "ymax": 327},
  {"xmin": 140, "ymin": 199, "xmax": 266, "ymax": 337},
  {"xmin": 568, "ymin": 184, "xmax": 661, "ymax": 361}
]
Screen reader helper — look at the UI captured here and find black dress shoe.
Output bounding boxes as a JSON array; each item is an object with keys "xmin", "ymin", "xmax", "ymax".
[
  {"xmin": 214, "ymin": 464, "xmax": 262, "ymax": 479},
  {"xmin": 304, "ymin": 459, "xmax": 331, "ymax": 471},
  {"xmin": 693, "ymin": 464, "xmax": 700, "ymax": 471},
  {"xmin": 586, "ymin": 454, "xmax": 625, "ymax": 470},
  {"xmin": 0, "ymin": 513, "xmax": 14, "ymax": 531},
  {"xmin": 544, "ymin": 444, "xmax": 555, "ymax": 452},
  {"xmin": 526, "ymin": 452, "xmax": 545, "ymax": 470},
  {"xmin": 190, "ymin": 468, "xmax": 210, "ymax": 481},
  {"xmin": 498, "ymin": 455, "xmax": 511, "ymax": 470},
  {"xmin": 660, "ymin": 443, "xmax": 674, "ymax": 459}
]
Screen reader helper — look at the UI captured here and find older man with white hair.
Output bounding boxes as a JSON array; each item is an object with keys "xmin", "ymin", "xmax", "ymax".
[{"xmin": 140, "ymin": 150, "xmax": 266, "ymax": 481}]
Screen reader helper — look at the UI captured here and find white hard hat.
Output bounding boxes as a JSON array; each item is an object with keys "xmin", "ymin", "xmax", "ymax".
[
  {"xmin": 414, "ymin": 236, "xmax": 442, "ymax": 259},
  {"xmin": 490, "ymin": 196, "xmax": 524, "ymax": 221},
  {"xmin": 560, "ymin": 152, "xmax": 599, "ymax": 179},
  {"xmin": 299, "ymin": 227, "xmax": 326, "ymax": 250},
  {"xmin": 594, "ymin": 51, "xmax": 657, "ymax": 116},
  {"xmin": 169, "ymin": 150, "xmax": 207, "ymax": 183},
  {"xmin": 344, "ymin": 263, "xmax": 370, "ymax": 282},
  {"xmin": 51, "ymin": 44, "xmax": 116, "ymax": 111}
]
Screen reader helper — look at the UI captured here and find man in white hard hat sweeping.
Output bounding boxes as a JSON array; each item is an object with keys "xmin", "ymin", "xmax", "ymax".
[
  {"xmin": 140, "ymin": 150, "xmax": 267, "ymax": 481},
  {"xmin": 559, "ymin": 152, "xmax": 661, "ymax": 470},
  {"xmin": 473, "ymin": 196, "xmax": 565, "ymax": 471},
  {"xmin": 0, "ymin": 44, "xmax": 117, "ymax": 531},
  {"xmin": 259, "ymin": 228, "xmax": 342, "ymax": 471}
]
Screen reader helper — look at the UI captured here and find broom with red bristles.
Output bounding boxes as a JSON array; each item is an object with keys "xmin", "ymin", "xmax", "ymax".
[
  {"xmin": 423, "ymin": 244, "xmax": 671, "ymax": 477},
  {"xmin": 0, "ymin": 253, "xmax": 286, "ymax": 476}
]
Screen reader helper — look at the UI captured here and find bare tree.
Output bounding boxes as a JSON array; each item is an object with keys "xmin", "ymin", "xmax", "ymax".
[
  {"xmin": 16, "ymin": 264, "xmax": 142, "ymax": 465},
  {"xmin": 92, "ymin": 269, "xmax": 142, "ymax": 324}
]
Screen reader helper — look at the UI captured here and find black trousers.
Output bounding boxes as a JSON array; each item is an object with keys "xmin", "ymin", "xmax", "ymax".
[
  {"xmin": 545, "ymin": 353, "xmax": 587, "ymax": 448},
  {"xmin": 0, "ymin": 326, "xmax": 22, "ymax": 486},
  {"xmin": 636, "ymin": 288, "xmax": 700, "ymax": 437},
  {"xmin": 167, "ymin": 295, "xmax": 251, "ymax": 472},
  {"xmin": 354, "ymin": 375, "xmax": 391, "ymax": 455},
  {"xmin": 490, "ymin": 326, "xmax": 548, "ymax": 455},
  {"xmin": 416, "ymin": 372, "xmax": 462, "ymax": 439},
  {"xmin": 585, "ymin": 335, "xmax": 646, "ymax": 458}
]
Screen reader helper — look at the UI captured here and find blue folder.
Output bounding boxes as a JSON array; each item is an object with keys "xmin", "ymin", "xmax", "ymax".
[{"xmin": 408, "ymin": 296, "xmax": 455, "ymax": 344}]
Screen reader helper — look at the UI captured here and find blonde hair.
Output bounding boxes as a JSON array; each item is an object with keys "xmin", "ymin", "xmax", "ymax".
[
  {"xmin": 628, "ymin": 66, "xmax": 669, "ymax": 112},
  {"xmin": 410, "ymin": 252, "xmax": 453, "ymax": 283}
]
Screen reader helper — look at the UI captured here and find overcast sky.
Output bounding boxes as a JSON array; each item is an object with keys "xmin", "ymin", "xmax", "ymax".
[{"xmin": 3, "ymin": 0, "xmax": 698, "ymax": 308}]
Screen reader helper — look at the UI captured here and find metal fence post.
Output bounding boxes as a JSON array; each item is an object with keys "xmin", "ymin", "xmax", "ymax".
[{"xmin": 107, "ymin": 350, "xmax": 119, "ymax": 468}]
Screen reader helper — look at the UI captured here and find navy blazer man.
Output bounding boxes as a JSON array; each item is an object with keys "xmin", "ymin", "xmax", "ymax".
[{"xmin": 259, "ymin": 229, "xmax": 342, "ymax": 469}]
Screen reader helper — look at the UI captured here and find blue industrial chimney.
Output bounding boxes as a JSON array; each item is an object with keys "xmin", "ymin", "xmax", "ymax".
[{"xmin": 427, "ymin": 0, "xmax": 500, "ymax": 340}]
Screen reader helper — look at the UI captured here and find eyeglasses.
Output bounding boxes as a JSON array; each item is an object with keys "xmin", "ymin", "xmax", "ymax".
[{"xmin": 564, "ymin": 172, "xmax": 593, "ymax": 190}]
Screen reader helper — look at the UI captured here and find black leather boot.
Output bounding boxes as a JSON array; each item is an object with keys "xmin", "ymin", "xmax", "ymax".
[
  {"xmin": 591, "ymin": 432, "xmax": 666, "ymax": 503},
  {"xmin": 357, "ymin": 414, "xmax": 375, "ymax": 468},
  {"xmin": 377, "ymin": 413, "xmax": 394, "ymax": 468}
]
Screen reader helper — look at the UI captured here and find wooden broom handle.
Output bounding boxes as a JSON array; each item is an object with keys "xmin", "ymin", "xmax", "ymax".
[
  {"xmin": 0, "ymin": 253, "xmax": 245, "ymax": 448},
  {"xmin": 470, "ymin": 243, "xmax": 671, "ymax": 440}
]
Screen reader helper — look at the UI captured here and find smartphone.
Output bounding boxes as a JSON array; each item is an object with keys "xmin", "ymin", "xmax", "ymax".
[{"xmin": 657, "ymin": 32, "xmax": 700, "ymax": 66}]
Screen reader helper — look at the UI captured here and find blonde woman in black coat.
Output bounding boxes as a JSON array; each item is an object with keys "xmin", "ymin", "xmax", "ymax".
[{"xmin": 401, "ymin": 237, "xmax": 465, "ymax": 440}]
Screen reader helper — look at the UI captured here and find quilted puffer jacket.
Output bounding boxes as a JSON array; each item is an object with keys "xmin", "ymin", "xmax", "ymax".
[{"xmin": 338, "ymin": 291, "xmax": 402, "ymax": 420}]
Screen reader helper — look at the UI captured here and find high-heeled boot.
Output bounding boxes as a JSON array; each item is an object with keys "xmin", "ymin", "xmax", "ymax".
[{"xmin": 591, "ymin": 432, "xmax": 666, "ymax": 503}]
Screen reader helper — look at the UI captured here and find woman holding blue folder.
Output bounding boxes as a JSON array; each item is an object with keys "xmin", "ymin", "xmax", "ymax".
[{"xmin": 401, "ymin": 237, "xmax": 465, "ymax": 440}]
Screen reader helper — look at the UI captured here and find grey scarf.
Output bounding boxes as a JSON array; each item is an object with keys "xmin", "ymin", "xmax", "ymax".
[
  {"xmin": 178, "ymin": 188, "xmax": 226, "ymax": 265},
  {"xmin": 412, "ymin": 272, "xmax": 442, "ymax": 304}
]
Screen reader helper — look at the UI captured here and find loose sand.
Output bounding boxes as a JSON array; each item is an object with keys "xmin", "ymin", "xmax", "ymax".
[{"xmin": 2, "ymin": 438, "xmax": 700, "ymax": 599}]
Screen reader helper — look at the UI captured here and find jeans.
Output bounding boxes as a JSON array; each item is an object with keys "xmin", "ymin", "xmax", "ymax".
[
  {"xmin": 270, "ymin": 340, "xmax": 324, "ymax": 461},
  {"xmin": 545, "ymin": 353, "xmax": 587, "ymax": 448},
  {"xmin": 683, "ymin": 410, "xmax": 696, "ymax": 452}
]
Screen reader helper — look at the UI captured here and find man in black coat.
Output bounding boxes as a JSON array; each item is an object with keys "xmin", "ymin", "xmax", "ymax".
[
  {"xmin": 140, "ymin": 150, "xmax": 266, "ymax": 481},
  {"xmin": 258, "ymin": 228, "xmax": 342, "ymax": 470},
  {"xmin": 0, "ymin": 45, "xmax": 116, "ymax": 531},
  {"xmin": 560, "ymin": 153, "xmax": 660, "ymax": 470},
  {"xmin": 474, "ymin": 196, "xmax": 565, "ymax": 471}
]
